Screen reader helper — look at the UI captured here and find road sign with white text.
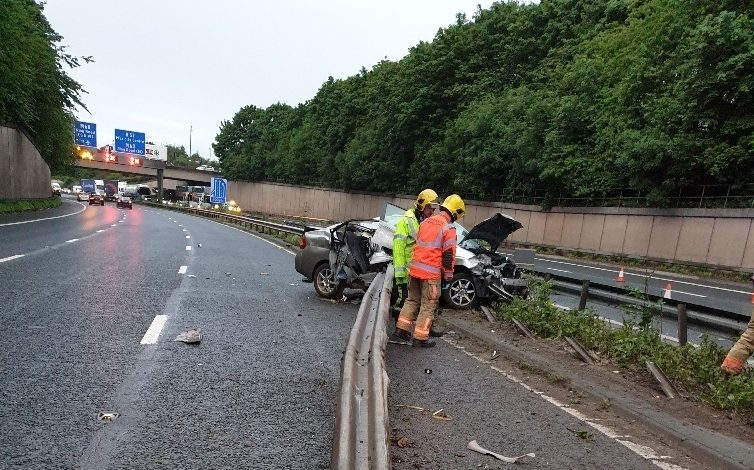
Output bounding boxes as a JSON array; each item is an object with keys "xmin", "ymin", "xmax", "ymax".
[
  {"xmin": 114, "ymin": 129, "xmax": 146, "ymax": 155},
  {"xmin": 74, "ymin": 121, "xmax": 97, "ymax": 147},
  {"xmin": 210, "ymin": 177, "xmax": 227, "ymax": 204}
]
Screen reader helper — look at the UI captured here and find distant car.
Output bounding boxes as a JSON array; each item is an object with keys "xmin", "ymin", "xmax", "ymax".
[
  {"xmin": 116, "ymin": 195, "xmax": 133, "ymax": 210},
  {"xmin": 76, "ymin": 191, "xmax": 89, "ymax": 201},
  {"xmin": 196, "ymin": 165, "xmax": 216, "ymax": 172},
  {"xmin": 88, "ymin": 190, "xmax": 105, "ymax": 206},
  {"xmin": 61, "ymin": 187, "xmax": 71, "ymax": 194},
  {"xmin": 51, "ymin": 182, "xmax": 61, "ymax": 196}
]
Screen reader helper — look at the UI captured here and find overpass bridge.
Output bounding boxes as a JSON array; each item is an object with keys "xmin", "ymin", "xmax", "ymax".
[{"xmin": 74, "ymin": 149, "xmax": 221, "ymax": 200}]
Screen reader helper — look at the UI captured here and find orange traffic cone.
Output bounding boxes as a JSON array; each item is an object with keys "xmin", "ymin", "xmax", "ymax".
[
  {"xmin": 663, "ymin": 282, "xmax": 672, "ymax": 300},
  {"xmin": 615, "ymin": 267, "xmax": 625, "ymax": 282},
  {"xmin": 750, "ymin": 292, "xmax": 754, "ymax": 304}
]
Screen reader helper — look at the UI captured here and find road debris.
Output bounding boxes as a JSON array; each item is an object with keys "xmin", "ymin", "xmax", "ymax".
[
  {"xmin": 175, "ymin": 328, "xmax": 202, "ymax": 344},
  {"xmin": 397, "ymin": 404, "xmax": 426, "ymax": 411},
  {"xmin": 467, "ymin": 440, "xmax": 534, "ymax": 463},
  {"xmin": 260, "ymin": 272, "xmax": 269, "ymax": 276},
  {"xmin": 397, "ymin": 437, "xmax": 411, "ymax": 448},
  {"xmin": 490, "ymin": 350, "xmax": 500, "ymax": 361},
  {"xmin": 424, "ymin": 369, "xmax": 432, "ymax": 374},
  {"xmin": 97, "ymin": 411, "xmax": 119, "ymax": 422},
  {"xmin": 187, "ymin": 274, "xmax": 196, "ymax": 278},
  {"xmin": 567, "ymin": 426, "xmax": 595, "ymax": 442},
  {"xmin": 480, "ymin": 305, "xmax": 496, "ymax": 323},
  {"xmin": 432, "ymin": 409, "xmax": 451, "ymax": 421},
  {"xmin": 388, "ymin": 340, "xmax": 411, "ymax": 346}
]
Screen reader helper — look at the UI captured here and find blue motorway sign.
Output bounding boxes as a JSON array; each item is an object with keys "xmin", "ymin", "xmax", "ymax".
[
  {"xmin": 114, "ymin": 129, "xmax": 146, "ymax": 155},
  {"xmin": 210, "ymin": 177, "xmax": 227, "ymax": 204},
  {"xmin": 74, "ymin": 121, "xmax": 97, "ymax": 147}
]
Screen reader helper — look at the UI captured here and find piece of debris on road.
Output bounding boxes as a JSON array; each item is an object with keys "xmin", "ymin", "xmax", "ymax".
[
  {"xmin": 432, "ymin": 409, "xmax": 452, "ymax": 421},
  {"xmin": 467, "ymin": 440, "xmax": 534, "ymax": 463},
  {"xmin": 175, "ymin": 328, "xmax": 202, "ymax": 344}
]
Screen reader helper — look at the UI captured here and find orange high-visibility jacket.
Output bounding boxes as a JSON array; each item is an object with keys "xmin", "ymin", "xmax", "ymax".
[{"xmin": 409, "ymin": 211, "xmax": 456, "ymax": 281}]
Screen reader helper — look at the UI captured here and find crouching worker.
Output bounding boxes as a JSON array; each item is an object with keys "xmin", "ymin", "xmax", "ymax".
[
  {"xmin": 721, "ymin": 275, "xmax": 754, "ymax": 375},
  {"xmin": 393, "ymin": 195, "xmax": 464, "ymax": 348},
  {"xmin": 391, "ymin": 189, "xmax": 438, "ymax": 319}
]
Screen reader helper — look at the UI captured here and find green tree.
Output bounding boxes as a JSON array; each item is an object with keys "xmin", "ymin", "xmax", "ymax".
[{"xmin": 0, "ymin": 0, "xmax": 90, "ymax": 172}]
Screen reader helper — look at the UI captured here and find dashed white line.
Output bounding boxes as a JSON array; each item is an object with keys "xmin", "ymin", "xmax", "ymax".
[
  {"xmin": 546, "ymin": 267, "xmax": 572, "ymax": 274},
  {"xmin": 185, "ymin": 235, "xmax": 190, "ymax": 239},
  {"xmin": 0, "ymin": 254, "xmax": 24, "ymax": 263},
  {"xmin": 111, "ymin": 224, "xmax": 117, "ymax": 227},
  {"xmin": 65, "ymin": 238, "xmax": 79, "ymax": 243},
  {"xmin": 186, "ymin": 246, "xmax": 192, "ymax": 251},
  {"xmin": 178, "ymin": 265, "xmax": 188, "ymax": 274},
  {"xmin": 140, "ymin": 315, "xmax": 168, "ymax": 345},
  {"xmin": 96, "ymin": 229, "xmax": 105, "ymax": 233}
]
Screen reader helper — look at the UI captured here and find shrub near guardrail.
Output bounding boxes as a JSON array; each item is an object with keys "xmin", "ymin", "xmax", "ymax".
[{"xmin": 496, "ymin": 281, "xmax": 754, "ymax": 415}]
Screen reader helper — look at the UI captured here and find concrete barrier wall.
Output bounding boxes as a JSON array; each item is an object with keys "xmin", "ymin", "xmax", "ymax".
[
  {"xmin": 0, "ymin": 126, "xmax": 51, "ymax": 200},
  {"xmin": 228, "ymin": 180, "xmax": 754, "ymax": 271}
]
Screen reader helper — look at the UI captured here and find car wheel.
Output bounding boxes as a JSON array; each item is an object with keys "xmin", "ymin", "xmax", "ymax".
[
  {"xmin": 313, "ymin": 262, "xmax": 345, "ymax": 299},
  {"xmin": 442, "ymin": 272, "xmax": 479, "ymax": 310}
]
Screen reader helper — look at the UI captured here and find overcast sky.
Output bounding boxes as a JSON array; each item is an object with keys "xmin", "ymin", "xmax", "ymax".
[{"xmin": 43, "ymin": 0, "xmax": 509, "ymax": 163}]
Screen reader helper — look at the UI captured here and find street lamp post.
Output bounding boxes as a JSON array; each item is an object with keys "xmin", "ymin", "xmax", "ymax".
[{"xmin": 189, "ymin": 125, "xmax": 193, "ymax": 162}]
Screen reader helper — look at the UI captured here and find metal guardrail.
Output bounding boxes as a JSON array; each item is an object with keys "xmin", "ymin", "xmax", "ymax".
[
  {"xmin": 331, "ymin": 266, "xmax": 393, "ymax": 470},
  {"xmin": 142, "ymin": 202, "xmax": 307, "ymax": 236}
]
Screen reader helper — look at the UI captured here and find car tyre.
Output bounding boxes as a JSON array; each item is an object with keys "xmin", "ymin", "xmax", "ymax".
[
  {"xmin": 313, "ymin": 262, "xmax": 345, "ymax": 299},
  {"xmin": 442, "ymin": 272, "xmax": 479, "ymax": 310}
]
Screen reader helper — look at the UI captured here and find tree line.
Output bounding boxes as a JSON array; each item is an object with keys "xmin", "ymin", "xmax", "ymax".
[
  {"xmin": 0, "ymin": 0, "xmax": 89, "ymax": 173},
  {"xmin": 214, "ymin": 0, "xmax": 754, "ymax": 207}
]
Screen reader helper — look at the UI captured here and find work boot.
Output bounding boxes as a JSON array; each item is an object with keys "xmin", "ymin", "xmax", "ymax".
[
  {"xmin": 413, "ymin": 338, "xmax": 436, "ymax": 348},
  {"xmin": 391, "ymin": 328, "xmax": 411, "ymax": 342},
  {"xmin": 429, "ymin": 327, "xmax": 445, "ymax": 337}
]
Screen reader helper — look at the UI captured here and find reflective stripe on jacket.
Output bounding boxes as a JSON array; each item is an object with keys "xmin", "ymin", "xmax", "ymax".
[
  {"xmin": 409, "ymin": 211, "xmax": 456, "ymax": 281},
  {"xmin": 392, "ymin": 209, "xmax": 420, "ymax": 280}
]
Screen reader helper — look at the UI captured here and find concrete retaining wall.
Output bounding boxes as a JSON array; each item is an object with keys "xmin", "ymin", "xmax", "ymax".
[
  {"xmin": 0, "ymin": 126, "xmax": 51, "ymax": 200},
  {"xmin": 228, "ymin": 180, "xmax": 754, "ymax": 271}
]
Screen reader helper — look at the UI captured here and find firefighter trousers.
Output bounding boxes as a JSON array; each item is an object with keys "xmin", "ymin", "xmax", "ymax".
[
  {"xmin": 722, "ymin": 309, "xmax": 754, "ymax": 373},
  {"xmin": 396, "ymin": 276, "xmax": 440, "ymax": 341}
]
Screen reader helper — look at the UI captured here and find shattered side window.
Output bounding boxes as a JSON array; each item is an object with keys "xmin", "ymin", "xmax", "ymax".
[{"xmin": 381, "ymin": 202, "xmax": 406, "ymax": 229}]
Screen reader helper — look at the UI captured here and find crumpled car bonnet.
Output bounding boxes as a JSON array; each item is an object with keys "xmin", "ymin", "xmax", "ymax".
[{"xmin": 461, "ymin": 213, "xmax": 522, "ymax": 251}]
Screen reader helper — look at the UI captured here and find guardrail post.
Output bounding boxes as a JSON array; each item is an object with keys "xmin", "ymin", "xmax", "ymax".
[
  {"xmin": 578, "ymin": 280, "xmax": 590, "ymax": 310},
  {"xmin": 677, "ymin": 304, "xmax": 687, "ymax": 346}
]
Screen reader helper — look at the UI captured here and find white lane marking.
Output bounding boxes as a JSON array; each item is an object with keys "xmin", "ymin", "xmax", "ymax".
[
  {"xmin": 185, "ymin": 235, "xmax": 190, "ymax": 239},
  {"xmin": 140, "ymin": 315, "xmax": 168, "ymax": 345},
  {"xmin": 442, "ymin": 337, "xmax": 688, "ymax": 470},
  {"xmin": 0, "ymin": 201, "xmax": 87, "ymax": 227},
  {"xmin": 65, "ymin": 238, "xmax": 79, "ymax": 243},
  {"xmin": 178, "ymin": 225, "xmax": 183, "ymax": 227},
  {"xmin": 182, "ymin": 229, "xmax": 186, "ymax": 232},
  {"xmin": 669, "ymin": 290, "xmax": 705, "ymax": 298},
  {"xmin": 111, "ymin": 224, "xmax": 117, "ymax": 227},
  {"xmin": 546, "ymin": 267, "xmax": 572, "ymax": 274},
  {"xmin": 539, "ymin": 258, "xmax": 750, "ymax": 295},
  {"xmin": 186, "ymin": 246, "xmax": 192, "ymax": 251},
  {"xmin": 178, "ymin": 265, "xmax": 188, "ymax": 274},
  {"xmin": 0, "ymin": 254, "xmax": 24, "ymax": 263},
  {"xmin": 96, "ymin": 229, "xmax": 105, "ymax": 233},
  {"xmin": 201, "ymin": 218, "xmax": 296, "ymax": 256}
]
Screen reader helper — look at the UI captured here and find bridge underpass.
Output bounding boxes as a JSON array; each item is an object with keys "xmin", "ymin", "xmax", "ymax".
[{"xmin": 74, "ymin": 157, "xmax": 221, "ymax": 201}]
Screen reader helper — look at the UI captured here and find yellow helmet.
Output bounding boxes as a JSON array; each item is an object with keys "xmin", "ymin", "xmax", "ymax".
[
  {"xmin": 440, "ymin": 194, "xmax": 465, "ymax": 220},
  {"xmin": 415, "ymin": 189, "xmax": 438, "ymax": 211}
]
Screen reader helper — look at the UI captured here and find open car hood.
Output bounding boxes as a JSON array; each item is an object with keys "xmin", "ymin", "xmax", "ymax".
[{"xmin": 461, "ymin": 213, "xmax": 522, "ymax": 252}]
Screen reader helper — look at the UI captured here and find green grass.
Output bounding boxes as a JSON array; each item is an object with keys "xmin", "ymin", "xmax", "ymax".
[
  {"xmin": 0, "ymin": 197, "xmax": 61, "ymax": 214},
  {"xmin": 496, "ymin": 280, "xmax": 754, "ymax": 415}
]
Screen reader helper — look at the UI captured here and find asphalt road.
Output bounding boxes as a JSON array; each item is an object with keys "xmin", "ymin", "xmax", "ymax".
[
  {"xmin": 512, "ymin": 249, "xmax": 754, "ymax": 319},
  {"xmin": 0, "ymin": 201, "xmax": 358, "ymax": 469}
]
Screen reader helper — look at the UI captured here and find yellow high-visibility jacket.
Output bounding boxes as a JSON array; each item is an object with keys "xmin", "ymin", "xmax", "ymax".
[{"xmin": 392, "ymin": 208, "xmax": 420, "ymax": 283}]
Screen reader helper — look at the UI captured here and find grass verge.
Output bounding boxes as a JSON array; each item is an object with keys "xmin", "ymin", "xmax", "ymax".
[
  {"xmin": 0, "ymin": 197, "xmax": 61, "ymax": 214},
  {"xmin": 496, "ymin": 280, "xmax": 754, "ymax": 417}
]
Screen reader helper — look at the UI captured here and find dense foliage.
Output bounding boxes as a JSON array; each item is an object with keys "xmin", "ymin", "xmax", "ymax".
[
  {"xmin": 0, "ymin": 0, "xmax": 89, "ymax": 172},
  {"xmin": 215, "ymin": 0, "xmax": 754, "ymax": 205}
]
